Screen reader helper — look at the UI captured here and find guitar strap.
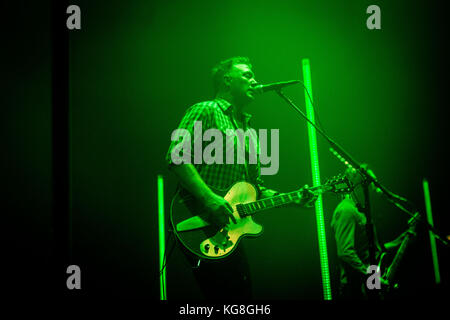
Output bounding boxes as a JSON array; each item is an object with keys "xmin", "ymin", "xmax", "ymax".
[{"xmin": 228, "ymin": 109, "xmax": 252, "ymax": 182}]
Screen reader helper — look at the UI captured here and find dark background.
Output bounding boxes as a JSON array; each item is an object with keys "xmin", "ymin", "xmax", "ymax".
[{"xmin": 4, "ymin": 0, "xmax": 448, "ymax": 299}]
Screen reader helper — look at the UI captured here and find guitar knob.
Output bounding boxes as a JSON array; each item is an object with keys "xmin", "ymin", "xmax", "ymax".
[{"xmin": 204, "ymin": 244, "xmax": 210, "ymax": 253}]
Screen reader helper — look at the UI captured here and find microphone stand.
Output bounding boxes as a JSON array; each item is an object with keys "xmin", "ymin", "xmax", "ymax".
[{"xmin": 274, "ymin": 88, "xmax": 449, "ymax": 276}]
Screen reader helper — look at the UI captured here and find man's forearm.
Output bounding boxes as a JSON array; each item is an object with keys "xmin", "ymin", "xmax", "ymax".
[
  {"xmin": 340, "ymin": 253, "xmax": 369, "ymax": 275},
  {"xmin": 170, "ymin": 164, "xmax": 214, "ymax": 203}
]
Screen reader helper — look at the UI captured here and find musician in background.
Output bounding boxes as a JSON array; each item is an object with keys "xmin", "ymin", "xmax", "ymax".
[
  {"xmin": 166, "ymin": 56, "xmax": 316, "ymax": 299},
  {"xmin": 331, "ymin": 164, "xmax": 407, "ymax": 299}
]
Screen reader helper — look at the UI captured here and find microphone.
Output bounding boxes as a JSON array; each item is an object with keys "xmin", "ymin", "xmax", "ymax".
[{"xmin": 252, "ymin": 80, "xmax": 300, "ymax": 94}]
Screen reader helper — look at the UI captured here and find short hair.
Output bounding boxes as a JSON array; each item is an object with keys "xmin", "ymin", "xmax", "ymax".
[{"xmin": 211, "ymin": 56, "xmax": 252, "ymax": 96}]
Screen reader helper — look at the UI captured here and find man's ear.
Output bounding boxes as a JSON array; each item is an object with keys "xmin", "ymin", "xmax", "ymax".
[{"xmin": 223, "ymin": 74, "xmax": 232, "ymax": 88}]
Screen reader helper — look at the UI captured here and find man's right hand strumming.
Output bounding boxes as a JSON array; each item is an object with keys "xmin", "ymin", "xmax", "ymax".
[{"xmin": 203, "ymin": 192, "xmax": 237, "ymax": 227}]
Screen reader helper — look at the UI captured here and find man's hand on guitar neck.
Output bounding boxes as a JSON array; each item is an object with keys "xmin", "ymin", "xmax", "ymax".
[
  {"xmin": 293, "ymin": 185, "xmax": 318, "ymax": 208},
  {"xmin": 383, "ymin": 228, "xmax": 416, "ymax": 251}
]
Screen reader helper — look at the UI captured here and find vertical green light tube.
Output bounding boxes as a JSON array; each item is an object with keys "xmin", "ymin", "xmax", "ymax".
[
  {"xmin": 302, "ymin": 59, "xmax": 332, "ymax": 300},
  {"xmin": 423, "ymin": 179, "xmax": 441, "ymax": 284},
  {"xmin": 158, "ymin": 175, "xmax": 167, "ymax": 300}
]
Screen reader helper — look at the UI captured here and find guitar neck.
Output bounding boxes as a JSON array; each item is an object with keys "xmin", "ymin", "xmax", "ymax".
[
  {"xmin": 385, "ymin": 234, "xmax": 412, "ymax": 283},
  {"xmin": 238, "ymin": 185, "xmax": 325, "ymax": 217}
]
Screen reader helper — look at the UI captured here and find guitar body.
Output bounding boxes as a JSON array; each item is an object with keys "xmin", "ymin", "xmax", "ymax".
[
  {"xmin": 170, "ymin": 181, "xmax": 264, "ymax": 260},
  {"xmin": 170, "ymin": 175, "xmax": 350, "ymax": 260}
]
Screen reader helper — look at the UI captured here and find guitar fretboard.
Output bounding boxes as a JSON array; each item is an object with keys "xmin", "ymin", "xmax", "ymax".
[
  {"xmin": 237, "ymin": 190, "xmax": 303, "ymax": 217},
  {"xmin": 235, "ymin": 177, "xmax": 349, "ymax": 217},
  {"xmin": 385, "ymin": 213, "xmax": 420, "ymax": 282}
]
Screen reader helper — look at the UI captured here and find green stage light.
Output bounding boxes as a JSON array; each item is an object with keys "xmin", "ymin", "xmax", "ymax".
[
  {"xmin": 302, "ymin": 58, "xmax": 332, "ymax": 300},
  {"xmin": 158, "ymin": 175, "xmax": 167, "ymax": 300},
  {"xmin": 423, "ymin": 179, "xmax": 441, "ymax": 285}
]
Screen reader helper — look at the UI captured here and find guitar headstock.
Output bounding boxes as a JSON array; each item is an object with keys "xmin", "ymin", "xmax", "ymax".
[{"xmin": 322, "ymin": 174, "xmax": 353, "ymax": 194}]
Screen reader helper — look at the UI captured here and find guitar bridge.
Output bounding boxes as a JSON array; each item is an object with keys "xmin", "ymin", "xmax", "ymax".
[{"xmin": 200, "ymin": 229, "xmax": 233, "ymax": 257}]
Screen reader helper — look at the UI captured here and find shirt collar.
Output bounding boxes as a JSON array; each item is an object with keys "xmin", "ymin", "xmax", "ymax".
[{"xmin": 215, "ymin": 98, "xmax": 252, "ymax": 124}]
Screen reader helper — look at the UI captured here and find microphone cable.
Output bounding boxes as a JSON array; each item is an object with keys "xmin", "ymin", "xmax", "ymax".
[{"xmin": 299, "ymin": 80, "xmax": 328, "ymax": 136}]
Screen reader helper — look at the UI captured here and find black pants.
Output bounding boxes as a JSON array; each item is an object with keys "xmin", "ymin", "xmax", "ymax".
[
  {"xmin": 183, "ymin": 244, "xmax": 253, "ymax": 300},
  {"xmin": 339, "ymin": 282, "xmax": 367, "ymax": 300}
]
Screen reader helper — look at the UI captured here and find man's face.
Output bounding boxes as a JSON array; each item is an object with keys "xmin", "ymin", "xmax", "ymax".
[{"xmin": 225, "ymin": 64, "xmax": 258, "ymax": 105}]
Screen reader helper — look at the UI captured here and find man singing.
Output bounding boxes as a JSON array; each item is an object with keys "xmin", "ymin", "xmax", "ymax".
[{"xmin": 166, "ymin": 56, "xmax": 316, "ymax": 299}]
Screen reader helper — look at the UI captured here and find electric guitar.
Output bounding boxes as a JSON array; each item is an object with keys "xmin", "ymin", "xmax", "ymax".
[
  {"xmin": 377, "ymin": 212, "xmax": 420, "ymax": 293},
  {"xmin": 170, "ymin": 175, "xmax": 352, "ymax": 260}
]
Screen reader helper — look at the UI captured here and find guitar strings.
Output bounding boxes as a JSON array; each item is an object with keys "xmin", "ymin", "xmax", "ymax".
[
  {"xmin": 241, "ymin": 192, "xmax": 301, "ymax": 214},
  {"xmin": 239, "ymin": 179, "xmax": 346, "ymax": 214}
]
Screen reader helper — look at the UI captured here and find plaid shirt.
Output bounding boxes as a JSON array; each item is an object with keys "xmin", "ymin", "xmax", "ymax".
[{"xmin": 166, "ymin": 98, "xmax": 266, "ymax": 192}]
